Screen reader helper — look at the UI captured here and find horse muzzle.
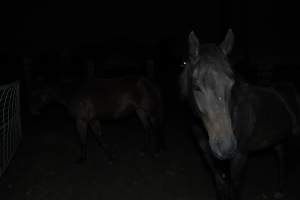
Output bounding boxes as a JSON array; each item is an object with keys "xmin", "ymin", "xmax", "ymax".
[{"xmin": 209, "ymin": 135, "xmax": 237, "ymax": 160}]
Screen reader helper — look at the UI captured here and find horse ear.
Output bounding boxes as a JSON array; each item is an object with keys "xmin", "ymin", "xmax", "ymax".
[
  {"xmin": 188, "ymin": 31, "xmax": 200, "ymax": 61},
  {"xmin": 220, "ymin": 29, "xmax": 234, "ymax": 56}
]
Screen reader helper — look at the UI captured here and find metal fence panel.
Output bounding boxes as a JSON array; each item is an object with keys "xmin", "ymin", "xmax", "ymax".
[{"xmin": 0, "ymin": 81, "xmax": 22, "ymax": 177}]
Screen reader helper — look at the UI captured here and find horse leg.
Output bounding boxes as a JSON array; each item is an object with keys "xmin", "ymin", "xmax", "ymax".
[
  {"xmin": 76, "ymin": 119, "xmax": 88, "ymax": 163},
  {"xmin": 230, "ymin": 152, "xmax": 248, "ymax": 200},
  {"xmin": 193, "ymin": 125, "xmax": 230, "ymax": 200},
  {"xmin": 136, "ymin": 108, "xmax": 152, "ymax": 157},
  {"xmin": 273, "ymin": 143, "xmax": 286, "ymax": 199},
  {"xmin": 89, "ymin": 119, "xmax": 113, "ymax": 164}
]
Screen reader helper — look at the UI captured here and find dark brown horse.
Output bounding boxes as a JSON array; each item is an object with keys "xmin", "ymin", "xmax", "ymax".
[
  {"xmin": 180, "ymin": 29, "xmax": 300, "ymax": 200},
  {"xmin": 30, "ymin": 75, "xmax": 165, "ymax": 163}
]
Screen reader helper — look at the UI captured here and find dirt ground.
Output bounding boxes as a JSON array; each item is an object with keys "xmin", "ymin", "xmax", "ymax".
[{"xmin": 0, "ymin": 100, "xmax": 300, "ymax": 200}]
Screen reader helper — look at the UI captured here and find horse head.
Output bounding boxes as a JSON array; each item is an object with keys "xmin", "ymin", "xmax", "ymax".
[{"xmin": 181, "ymin": 29, "xmax": 237, "ymax": 160}]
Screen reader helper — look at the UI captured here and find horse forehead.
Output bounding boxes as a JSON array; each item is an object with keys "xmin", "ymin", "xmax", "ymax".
[
  {"xmin": 192, "ymin": 57, "xmax": 232, "ymax": 84},
  {"xmin": 195, "ymin": 44, "xmax": 229, "ymax": 67},
  {"xmin": 193, "ymin": 66, "xmax": 229, "ymax": 82}
]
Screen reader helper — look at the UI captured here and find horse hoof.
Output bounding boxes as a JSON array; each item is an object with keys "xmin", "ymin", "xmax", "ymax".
[{"xmin": 273, "ymin": 192, "xmax": 285, "ymax": 199}]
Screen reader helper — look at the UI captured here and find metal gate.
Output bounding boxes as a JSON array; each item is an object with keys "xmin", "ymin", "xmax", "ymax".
[{"xmin": 0, "ymin": 81, "xmax": 22, "ymax": 177}]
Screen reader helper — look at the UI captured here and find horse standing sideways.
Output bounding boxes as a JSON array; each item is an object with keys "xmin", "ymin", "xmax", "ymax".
[
  {"xmin": 180, "ymin": 29, "xmax": 300, "ymax": 200},
  {"xmin": 30, "ymin": 75, "xmax": 165, "ymax": 163}
]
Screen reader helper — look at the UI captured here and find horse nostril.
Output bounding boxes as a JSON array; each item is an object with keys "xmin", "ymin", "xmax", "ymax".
[{"xmin": 211, "ymin": 137, "xmax": 237, "ymax": 160}]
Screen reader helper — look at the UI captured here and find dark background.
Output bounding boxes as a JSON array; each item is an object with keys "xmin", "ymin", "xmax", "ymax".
[
  {"xmin": 1, "ymin": 1, "xmax": 299, "ymax": 71},
  {"xmin": 1, "ymin": 1, "xmax": 299, "ymax": 60}
]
